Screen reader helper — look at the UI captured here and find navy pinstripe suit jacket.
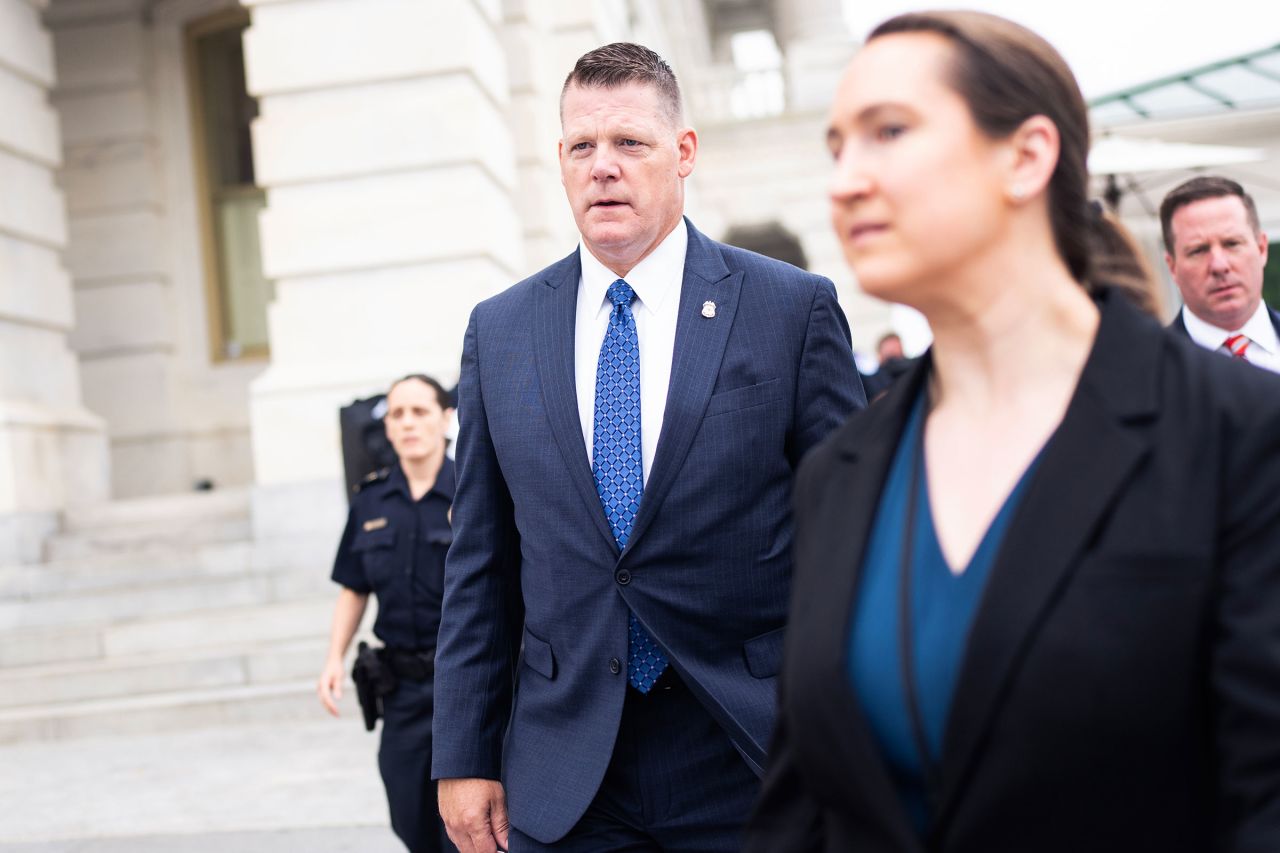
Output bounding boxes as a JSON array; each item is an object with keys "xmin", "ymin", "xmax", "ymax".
[{"xmin": 432, "ymin": 218, "xmax": 865, "ymax": 843}]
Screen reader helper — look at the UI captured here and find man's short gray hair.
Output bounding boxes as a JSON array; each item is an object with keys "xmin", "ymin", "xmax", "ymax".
[{"xmin": 561, "ymin": 42, "xmax": 683, "ymax": 126}]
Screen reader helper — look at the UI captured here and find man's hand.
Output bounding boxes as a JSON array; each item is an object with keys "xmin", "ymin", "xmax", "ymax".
[{"xmin": 439, "ymin": 777, "xmax": 510, "ymax": 853}]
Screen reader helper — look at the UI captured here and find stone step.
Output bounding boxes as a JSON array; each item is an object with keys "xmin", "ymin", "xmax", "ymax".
[
  {"xmin": 0, "ymin": 828, "xmax": 406, "ymax": 852},
  {"xmin": 44, "ymin": 518, "xmax": 254, "ymax": 562},
  {"xmin": 1, "ymin": 537, "xmax": 335, "ymax": 600},
  {"xmin": 0, "ymin": 622, "xmax": 103, "ymax": 669},
  {"xmin": 0, "ymin": 639, "xmax": 327, "ymax": 710},
  {"xmin": 0, "ymin": 573, "xmax": 278, "ymax": 630},
  {"xmin": 0, "ymin": 568, "xmax": 335, "ymax": 630},
  {"xmin": 0, "ymin": 828, "xmax": 407, "ymax": 852},
  {"xmin": 0, "ymin": 597, "xmax": 336, "ymax": 668},
  {"xmin": 0, "ymin": 721, "xmax": 393, "ymax": 845},
  {"xmin": 46, "ymin": 490, "xmax": 253, "ymax": 562},
  {"xmin": 0, "ymin": 542, "xmax": 255, "ymax": 599},
  {"xmin": 61, "ymin": 488, "xmax": 251, "ymax": 531},
  {"xmin": 0, "ymin": 679, "xmax": 357, "ymax": 744},
  {"xmin": 102, "ymin": 596, "xmax": 337, "ymax": 659}
]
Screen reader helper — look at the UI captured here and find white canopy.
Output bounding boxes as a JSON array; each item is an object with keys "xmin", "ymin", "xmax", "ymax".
[{"xmin": 1089, "ymin": 135, "xmax": 1265, "ymax": 175}]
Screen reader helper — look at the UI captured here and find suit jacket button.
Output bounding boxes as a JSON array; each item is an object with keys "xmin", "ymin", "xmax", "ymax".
[
  {"xmin": 609, "ymin": 658, "xmax": 621, "ymax": 674},
  {"xmin": 615, "ymin": 569, "xmax": 631, "ymax": 585}
]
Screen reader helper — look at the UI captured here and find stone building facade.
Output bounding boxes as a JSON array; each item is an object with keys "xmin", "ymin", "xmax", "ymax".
[{"xmin": 1, "ymin": 0, "xmax": 888, "ymax": 564}]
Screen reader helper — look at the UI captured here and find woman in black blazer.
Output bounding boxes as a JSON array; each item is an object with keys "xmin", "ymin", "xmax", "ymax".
[{"xmin": 747, "ymin": 11, "xmax": 1280, "ymax": 853}]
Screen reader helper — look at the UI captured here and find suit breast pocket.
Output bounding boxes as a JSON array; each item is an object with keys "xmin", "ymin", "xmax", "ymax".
[{"xmin": 704, "ymin": 378, "xmax": 782, "ymax": 418}]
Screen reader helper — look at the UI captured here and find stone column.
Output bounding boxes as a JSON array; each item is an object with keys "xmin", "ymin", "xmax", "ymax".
[
  {"xmin": 45, "ymin": 0, "xmax": 193, "ymax": 500},
  {"xmin": 242, "ymin": 0, "xmax": 525, "ymax": 563},
  {"xmin": 0, "ymin": 0, "xmax": 108, "ymax": 563},
  {"xmin": 543, "ymin": 1, "xmax": 632, "ymax": 71},
  {"xmin": 772, "ymin": 0, "xmax": 856, "ymax": 112},
  {"xmin": 500, "ymin": 0, "xmax": 582, "ymax": 271}
]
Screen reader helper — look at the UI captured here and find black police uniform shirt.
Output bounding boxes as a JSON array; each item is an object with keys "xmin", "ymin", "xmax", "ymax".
[{"xmin": 331, "ymin": 458, "xmax": 455, "ymax": 652}]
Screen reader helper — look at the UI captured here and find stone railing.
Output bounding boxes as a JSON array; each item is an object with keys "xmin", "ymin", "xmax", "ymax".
[{"xmin": 688, "ymin": 65, "xmax": 788, "ymax": 124}]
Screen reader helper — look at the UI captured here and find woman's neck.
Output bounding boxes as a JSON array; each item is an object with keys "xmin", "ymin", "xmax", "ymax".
[
  {"xmin": 400, "ymin": 450, "xmax": 444, "ymax": 501},
  {"xmin": 922, "ymin": 248, "xmax": 1100, "ymax": 414}
]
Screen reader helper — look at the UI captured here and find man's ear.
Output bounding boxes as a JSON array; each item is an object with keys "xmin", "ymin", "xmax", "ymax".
[{"xmin": 677, "ymin": 127, "xmax": 698, "ymax": 179}]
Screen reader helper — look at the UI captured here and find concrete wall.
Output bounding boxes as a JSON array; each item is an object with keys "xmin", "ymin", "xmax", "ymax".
[
  {"xmin": 0, "ymin": 0, "xmax": 108, "ymax": 563},
  {"xmin": 773, "ymin": 0, "xmax": 852, "ymax": 113},
  {"xmin": 500, "ymin": 0, "xmax": 579, "ymax": 271},
  {"xmin": 242, "ymin": 0, "xmax": 535, "ymax": 559},
  {"xmin": 47, "ymin": 0, "xmax": 262, "ymax": 500}
]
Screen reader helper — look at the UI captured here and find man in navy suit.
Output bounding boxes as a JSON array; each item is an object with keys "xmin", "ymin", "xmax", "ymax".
[
  {"xmin": 1162, "ymin": 176, "xmax": 1279, "ymax": 373},
  {"xmin": 432, "ymin": 42, "xmax": 864, "ymax": 853}
]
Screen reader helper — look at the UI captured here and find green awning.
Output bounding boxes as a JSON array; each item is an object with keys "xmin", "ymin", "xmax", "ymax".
[{"xmin": 1090, "ymin": 43, "xmax": 1280, "ymax": 124}]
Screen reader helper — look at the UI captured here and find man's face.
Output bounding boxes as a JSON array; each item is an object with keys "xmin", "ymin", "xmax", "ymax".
[
  {"xmin": 877, "ymin": 336, "xmax": 904, "ymax": 363},
  {"xmin": 559, "ymin": 82, "xmax": 697, "ymax": 277},
  {"xmin": 1165, "ymin": 195, "xmax": 1268, "ymax": 331}
]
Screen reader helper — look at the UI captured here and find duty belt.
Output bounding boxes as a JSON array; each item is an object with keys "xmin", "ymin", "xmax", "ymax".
[{"xmin": 384, "ymin": 647, "xmax": 435, "ymax": 681}]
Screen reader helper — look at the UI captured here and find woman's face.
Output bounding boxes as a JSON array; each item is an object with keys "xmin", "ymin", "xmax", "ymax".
[
  {"xmin": 384, "ymin": 379, "xmax": 451, "ymax": 463},
  {"xmin": 826, "ymin": 32, "xmax": 1012, "ymax": 304}
]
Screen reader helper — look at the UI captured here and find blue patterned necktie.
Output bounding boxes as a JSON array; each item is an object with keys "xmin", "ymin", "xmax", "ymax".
[{"xmin": 593, "ymin": 279, "xmax": 668, "ymax": 693}]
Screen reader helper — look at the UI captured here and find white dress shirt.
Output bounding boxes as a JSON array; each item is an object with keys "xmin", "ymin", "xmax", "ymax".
[
  {"xmin": 575, "ymin": 219, "xmax": 688, "ymax": 485},
  {"xmin": 1181, "ymin": 302, "xmax": 1280, "ymax": 374}
]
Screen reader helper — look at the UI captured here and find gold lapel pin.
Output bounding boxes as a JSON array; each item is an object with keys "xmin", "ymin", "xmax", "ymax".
[{"xmin": 701, "ymin": 301, "xmax": 716, "ymax": 319}]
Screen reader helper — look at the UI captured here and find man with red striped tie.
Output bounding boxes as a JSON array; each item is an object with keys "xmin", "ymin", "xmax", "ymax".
[{"xmin": 1163, "ymin": 176, "xmax": 1279, "ymax": 374}]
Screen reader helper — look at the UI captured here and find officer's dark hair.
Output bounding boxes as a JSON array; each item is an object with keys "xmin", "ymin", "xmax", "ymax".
[
  {"xmin": 561, "ymin": 42, "xmax": 683, "ymax": 126},
  {"xmin": 868, "ymin": 11, "xmax": 1155, "ymax": 315},
  {"xmin": 1159, "ymin": 175, "xmax": 1262, "ymax": 255},
  {"xmin": 388, "ymin": 374, "xmax": 452, "ymax": 410}
]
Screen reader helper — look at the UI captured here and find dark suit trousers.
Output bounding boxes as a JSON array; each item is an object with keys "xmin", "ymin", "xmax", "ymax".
[{"xmin": 508, "ymin": 674, "xmax": 760, "ymax": 852}]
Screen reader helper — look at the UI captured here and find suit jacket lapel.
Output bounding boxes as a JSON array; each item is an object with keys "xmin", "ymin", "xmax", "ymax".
[
  {"xmin": 803, "ymin": 359, "xmax": 933, "ymax": 851},
  {"xmin": 624, "ymin": 220, "xmax": 741, "ymax": 556},
  {"xmin": 934, "ymin": 291, "xmax": 1160, "ymax": 827},
  {"xmin": 532, "ymin": 251, "xmax": 619, "ymax": 554}
]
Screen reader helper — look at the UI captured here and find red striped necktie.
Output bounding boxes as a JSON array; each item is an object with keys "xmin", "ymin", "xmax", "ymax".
[{"xmin": 1223, "ymin": 333, "xmax": 1251, "ymax": 361}]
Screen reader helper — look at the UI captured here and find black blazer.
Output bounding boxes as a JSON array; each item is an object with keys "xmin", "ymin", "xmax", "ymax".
[{"xmin": 748, "ymin": 290, "xmax": 1280, "ymax": 853}]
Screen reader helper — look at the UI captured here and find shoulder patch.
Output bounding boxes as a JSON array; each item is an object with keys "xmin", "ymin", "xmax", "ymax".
[{"xmin": 353, "ymin": 467, "xmax": 391, "ymax": 493}]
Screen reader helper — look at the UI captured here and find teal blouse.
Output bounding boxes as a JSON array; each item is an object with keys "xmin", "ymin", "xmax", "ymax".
[{"xmin": 848, "ymin": 393, "xmax": 1040, "ymax": 832}]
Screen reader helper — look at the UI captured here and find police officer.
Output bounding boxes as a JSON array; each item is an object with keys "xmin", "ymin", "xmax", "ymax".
[{"xmin": 317, "ymin": 373, "xmax": 458, "ymax": 853}]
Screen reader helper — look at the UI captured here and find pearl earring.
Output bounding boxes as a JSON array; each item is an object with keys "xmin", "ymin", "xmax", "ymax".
[{"xmin": 1010, "ymin": 185, "xmax": 1025, "ymax": 201}]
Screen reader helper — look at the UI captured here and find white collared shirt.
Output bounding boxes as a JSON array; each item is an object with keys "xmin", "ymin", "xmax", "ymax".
[
  {"xmin": 1181, "ymin": 302, "xmax": 1280, "ymax": 374},
  {"xmin": 575, "ymin": 219, "xmax": 688, "ymax": 484}
]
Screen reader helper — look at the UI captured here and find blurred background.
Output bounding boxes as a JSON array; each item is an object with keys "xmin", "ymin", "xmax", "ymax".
[{"xmin": 0, "ymin": 0, "xmax": 1275, "ymax": 848}]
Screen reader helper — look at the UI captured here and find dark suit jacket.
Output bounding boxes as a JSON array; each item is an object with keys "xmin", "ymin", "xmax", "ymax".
[
  {"xmin": 1167, "ymin": 302, "xmax": 1280, "ymax": 343},
  {"xmin": 432, "ymin": 219, "xmax": 865, "ymax": 843},
  {"xmin": 748, "ymin": 290, "xmax": 1280, "ymax": 853}
]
